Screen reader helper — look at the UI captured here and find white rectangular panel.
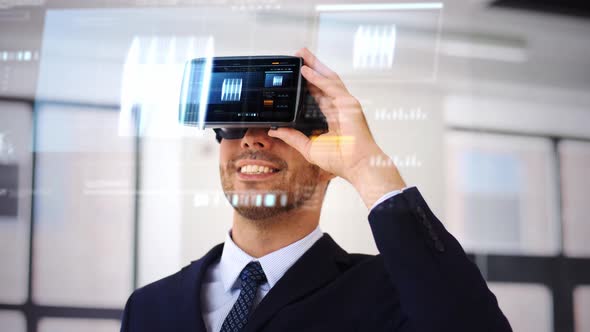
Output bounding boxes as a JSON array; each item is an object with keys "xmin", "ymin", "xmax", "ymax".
[
  {"xmin": 0, "ymin": 101, "xmax": 32, "ymax": 304},
  {"xmin": 446, "ymin": 131, "xmax": 559, "ymax": 255},
  {"xmin": 489, "ymin": 282, "xmax": 553, "ymax": 332},
  {"xmin": 33, "ymin": 105, "xmax": 134, "ymax": 307},
  {"xmin": 316, "ymin": 4, "xmax": 443, "ymax": 82},
  {"xmin": 560, "ymin": 140, "xmax": 590, "ymax": 257},
  {"xmin": 0, "ymin": 311, "xmax": 26, "ymax": 332},
  {"xmin": 574, "ymin": 286, "xmax": 590, "ymax": 332},
  {"xmin": 39, "ymin": 318, "xmax": 120, "ymax": 332}
]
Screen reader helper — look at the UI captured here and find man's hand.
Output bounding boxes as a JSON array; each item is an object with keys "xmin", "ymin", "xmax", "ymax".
[{"xmin": 268, "ymin": 48, "xmax": 406, "ymax": 208}]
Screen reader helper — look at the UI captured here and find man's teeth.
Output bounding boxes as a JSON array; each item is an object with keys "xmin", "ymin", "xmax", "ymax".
[{"xmin": 240, "ymin": 165, "xmax": 276, "ymax": 174}]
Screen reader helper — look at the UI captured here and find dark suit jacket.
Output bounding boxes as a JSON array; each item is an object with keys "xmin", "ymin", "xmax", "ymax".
[{"xmin": 121, "ymin": 187, "xmax": 512, "ymax": 332}]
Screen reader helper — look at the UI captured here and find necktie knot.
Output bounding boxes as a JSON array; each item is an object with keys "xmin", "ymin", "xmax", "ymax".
[{"xmin": 240, "ymin": 261, "xmax": 267, "ymax": 285}]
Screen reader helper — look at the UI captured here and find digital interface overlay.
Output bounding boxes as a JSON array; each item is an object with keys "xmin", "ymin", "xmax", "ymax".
[{"xmin": 179, "ymin": 56, "xmax": 301, "ymax": 127}]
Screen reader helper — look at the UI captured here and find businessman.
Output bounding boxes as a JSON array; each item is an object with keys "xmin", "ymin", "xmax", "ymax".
[{"xmin": 120, "ymin": 48, "xmax": 512, "ymax": 332}]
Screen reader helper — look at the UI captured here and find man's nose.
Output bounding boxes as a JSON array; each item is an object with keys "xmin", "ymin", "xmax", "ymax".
[{"xmin": 240, "ymin": 128, "xmax": 273, "ymax": 149}]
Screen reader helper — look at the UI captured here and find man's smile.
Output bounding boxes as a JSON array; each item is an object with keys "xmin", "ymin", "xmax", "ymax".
[{"xmin": 235, "ymin": 159, "xmax": 283, "ymax": 181}]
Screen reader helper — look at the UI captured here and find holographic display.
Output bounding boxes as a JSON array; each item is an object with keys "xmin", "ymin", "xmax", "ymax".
[{"xmin": 179, "ymin": 56, "xmax": 303, "ymax": 128}]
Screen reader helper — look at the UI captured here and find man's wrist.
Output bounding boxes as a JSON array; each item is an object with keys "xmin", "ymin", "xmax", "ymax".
[{"xmin": 349, "ymin": 151, "xmax": 407, "ymax": 209}]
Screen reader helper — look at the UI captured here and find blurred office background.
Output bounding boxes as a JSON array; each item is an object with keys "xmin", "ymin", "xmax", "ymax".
[{"xmin": 0, "ymin": 0, "xmax": 589, "ymax": 331}]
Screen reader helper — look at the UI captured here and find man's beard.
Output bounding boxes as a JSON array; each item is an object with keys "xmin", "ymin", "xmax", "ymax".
[{"xmin": 220, "ymin": 151, "xmax": 321, "ymax": 222}]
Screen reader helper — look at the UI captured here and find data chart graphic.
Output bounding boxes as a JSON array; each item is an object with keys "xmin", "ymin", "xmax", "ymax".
[{"xmin": 220, "ymin": 78, "xmax": 243, "ymax": 102}]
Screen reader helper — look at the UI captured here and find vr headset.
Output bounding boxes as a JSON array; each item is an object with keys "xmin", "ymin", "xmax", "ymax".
[{"xmin": 178, "ymin": 55, "xmax": 328, "ymax": 142}]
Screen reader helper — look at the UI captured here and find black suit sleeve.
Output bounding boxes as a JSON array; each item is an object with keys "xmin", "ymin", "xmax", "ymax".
[{"xmin": 367, "ymin": 187, "xmax": 512, "ymax": 332}]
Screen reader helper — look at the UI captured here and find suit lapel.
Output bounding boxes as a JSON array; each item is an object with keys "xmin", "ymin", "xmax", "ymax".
[
  {"xmin": 243, "ymin": 233, "xmax": 349, "ymax": 332},
  {"xmin": 179, "ymin": 242, "xmax": 224, "ymax": 332}
]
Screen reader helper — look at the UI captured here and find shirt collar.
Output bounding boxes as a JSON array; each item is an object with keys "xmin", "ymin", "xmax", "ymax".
[{"xmin": 219, "ymin": 226, "xmax": 324, "ymax": 292}]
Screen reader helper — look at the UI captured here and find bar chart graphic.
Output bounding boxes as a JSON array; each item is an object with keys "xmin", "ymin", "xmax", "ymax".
[
  {"xmin": 221, "ymin": 78, "xmax": 243, "ymax": 102},
  {"xmin": 353, "ymin": 24, "xmax": 397, "ymax": 69},
  {"xmin": 272, "ymin": 76, "xmax": 283, "ymax": 86}
]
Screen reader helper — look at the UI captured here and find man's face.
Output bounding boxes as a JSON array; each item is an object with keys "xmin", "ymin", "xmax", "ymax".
[{"xmin": 219, "ymin": 128, "xmax": 327, "ymax": 221}]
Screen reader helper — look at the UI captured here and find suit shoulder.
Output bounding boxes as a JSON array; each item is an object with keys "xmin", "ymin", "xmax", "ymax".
[
  {"xmin": 129, "ymin": 262, "xmax": 195, "ymax": 305},
  {"xmin": 128, "ymin": 243, "xmax": 223, "ymax": 306},
  {"xmin": 341, "ymin": 252, "xmax": 386, "ymax": 273}
]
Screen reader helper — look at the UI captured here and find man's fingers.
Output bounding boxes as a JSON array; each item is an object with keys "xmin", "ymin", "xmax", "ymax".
[
  {"xmin": 302, "ymin": 66, "xmax": 344, "ymax": 99},
  {"xmin": 304, "ymin": 73, "xmax": 360, "ymax": 130},
  {"xmin": 307, "ymin": 83, "xmax": 322, "ymax": 97},
  {"xmin": 267, "ymin": 128, "xmax": 313, "ymax": 162},
  {"xmin": 307, "ymin": 85, "xmax": 324, "ymax": 106},
  {"xmin": 306, "ymin": 85, "xmax": 340, "ymax": 131},
  {"xmin": 307, "ymin": 85, "xmax": 331, "ymax": 108},
  {"xmin": 296, "ymin": 47, "xmax": 339, "ymax": 79}
]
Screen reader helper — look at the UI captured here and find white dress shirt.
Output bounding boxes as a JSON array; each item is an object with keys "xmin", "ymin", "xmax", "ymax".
[
  {"xmin": 201, "ymin": 187, "xmax": 412, "ymax": 332},
  {"xmin": 201, "ymin": 227, "xmax": 324, "ymax": 332}
]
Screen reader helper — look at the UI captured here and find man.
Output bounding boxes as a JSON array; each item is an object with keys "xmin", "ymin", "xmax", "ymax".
[{"xmin": 120, "ymin": 48, "xmax": 512, "ymax": 332}]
